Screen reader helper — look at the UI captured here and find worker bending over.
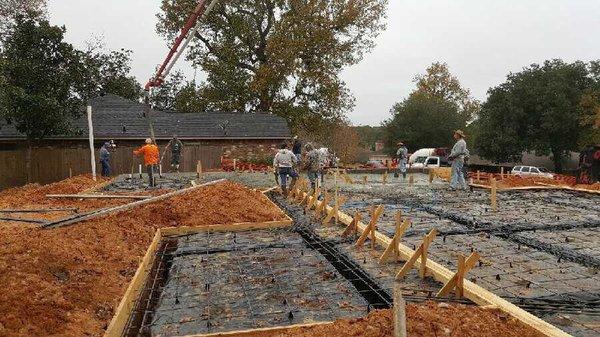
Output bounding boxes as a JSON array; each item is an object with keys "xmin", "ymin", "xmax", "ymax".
[
  {"xmin": 273, "ymin": 143, "xmax": 298, "ymax": 196},
  {"xmin": 134, "ymin": 138, "xmax": 160, "ymax": 187},
  {"xmin": 396, "ymin": 141, "xmax": 408, "ymax": 179},
  {"xmin": 448, "ymin": 130, "xmax": 469, "ymax": 190},
  {"xmin": 165, "ymin": 135, "xmax": 184, "ymax": 172}
]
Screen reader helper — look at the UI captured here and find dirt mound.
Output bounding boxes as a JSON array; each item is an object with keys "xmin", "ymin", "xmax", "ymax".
[
  {"xmin": 0, "ymin": 180, "xmax": 287, "ymax": 337},
  {"xmin": 246, "ymin": 302, "xmax": 544, "ymax": 337}
]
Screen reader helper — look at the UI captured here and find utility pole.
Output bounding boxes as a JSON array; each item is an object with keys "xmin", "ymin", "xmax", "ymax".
[{"xmin": 87, "ymin": 105, "xmax": 97, "ymax": 181}]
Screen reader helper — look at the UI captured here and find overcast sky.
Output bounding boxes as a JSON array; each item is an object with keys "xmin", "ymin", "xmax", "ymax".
[{"xmin": 48, "ymin": 0, "xmax": 600, "ymax": 126}]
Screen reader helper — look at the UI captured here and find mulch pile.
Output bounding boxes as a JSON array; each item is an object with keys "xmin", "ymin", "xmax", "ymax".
[
  {"xmin": 0, "ymin": 180, "xmax": 287, "ymax": 337},
  {"xmin": 245, "ymin": 302, "xmax": 545, "ymax": 337}
]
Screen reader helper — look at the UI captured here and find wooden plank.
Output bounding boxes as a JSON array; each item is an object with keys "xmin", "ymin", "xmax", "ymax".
[
  {"xmin": 0, "ymin": 217, "xmax": 49, "ymax": 224},
  {"xmin": 0, "ymin": 208, "xmax": 77, "ymax": 213},
  {"xmin": 43, "ymin": 179, "xmax": 227, "ymax": 229},
  {"xmin": 303, "ymin": 193, "xmax": 570, "ymax": 337},
  {"xmin": 104, "ymin": 229, "xmax": 162, "ymax": 337},
  {"xmin": 180, "ymin": 321, "xmax": 333, "ymax": 337},
  {"xmin": 160, "ymin": 219, "xmax": 293, "ymax": 237},
  {"xmin": 46, "ymin": 194, "xmax": 151, "ymax": 199}
]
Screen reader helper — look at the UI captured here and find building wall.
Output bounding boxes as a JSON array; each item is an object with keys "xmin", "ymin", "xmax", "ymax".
[{"xmin": 0, "ymin": 139, "xmax": 282, "ymax": 189}]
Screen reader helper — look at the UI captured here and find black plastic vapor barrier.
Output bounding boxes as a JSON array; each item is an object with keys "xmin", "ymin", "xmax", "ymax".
[
  {"xmin": 122, "ymin": 238, "xmax": 178, "ymax": 337},
  {"xmin": 295, "ymin": 226, "xmax": 393, "ymax": 310}
]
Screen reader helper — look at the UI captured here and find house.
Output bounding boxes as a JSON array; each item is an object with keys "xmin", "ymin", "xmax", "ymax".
[{"xmin": 0, "ymin": 94, "xmax": 291, "ymax": 188}]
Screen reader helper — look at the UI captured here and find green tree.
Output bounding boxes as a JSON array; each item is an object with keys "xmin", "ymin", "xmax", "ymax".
[
  {"xmin": 174, "ymin": 82, "xmax": 208, "ymax": 113},
  {"xmin": 383, "ymin": 63, "xmax": 472, "ymax": 153},
  {"xmin": 353, "ymin": 125, "xmax": 384, "ymax": 150},
  {"xmin": 476, "ymin": 59, "xmax": 599, "ymax": 172},
  {"xmin": 77, "ymin": 42, "xmax": 142, "ymax": 101},
  {"xmin": 151, "ymin": 70, "xmax": 186, "ymax": 111},
  {"xmin": 157, "ymin": 0, "xmax": 388, "ymax": 134},
  {"xmin": 0, "ymin": 13, "xmax": 83, "ymax": 181},
  {"xmin": 413, "ymin": 62, "xmax": 480, "ymax": 121},
  {"xmin": 0, "ymin": 0, "xmax": 46, "ymax": 42},
  {"xmin": 383, "ymin": 93, "xmax": 466, "ymax": 153}
]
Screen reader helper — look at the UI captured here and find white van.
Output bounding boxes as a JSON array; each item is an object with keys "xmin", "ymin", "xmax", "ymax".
[{"xmin": 409, "ymin": 148, "xmax": 435, "ymax": 168}]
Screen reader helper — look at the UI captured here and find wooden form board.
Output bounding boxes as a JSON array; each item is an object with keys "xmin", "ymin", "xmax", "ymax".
[
  {"xmin": 178, "ymin": 321, "xmax": 333, "ymax": 337},
  {"xmin": 104, "ymin": 217, "xmax": 294, "ymax": 337},
  {"xmin": 299, "ymin": 191, "xmax": 570, "ymax": 337},
  {"xmin": 105, "ymin": 229, "xmax": 163, "ymax": 337},
  {"xmin": 469, "ymin": 183, "xmax": 564, "ymax": 192},
  {"xmin": 46, "ymin": 194, "xmax": 151, "ymax": 199}
]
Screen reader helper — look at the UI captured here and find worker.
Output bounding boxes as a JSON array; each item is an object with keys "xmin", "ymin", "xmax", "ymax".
[
  {"xmin": 99, "ymin": 142, "xmax": 111, "ymax": 177},
  {"xmin": 304, "ymin": 143, "xmax": 321, "ymax": 191},
  {"xmin": 448, "ymin": 130, "xmax": 469, "ymax": 190},
  {"xmin": 165, "ymin": 135, "xmax": 184, "ymax": 172},
  {"xmin": 273, "ymin": 143, "xmax": 298, "ymax": 196},
  {"xmin": 396, "ymin": 141, "xmax": 408, "ymax": 179},
  {"xmin": 134, "ymin": 138, "xmax": 160, "ymax": 187},
  {"xmin": 292, "ymin": 136, "xmax": 302, "ymax": 161}
]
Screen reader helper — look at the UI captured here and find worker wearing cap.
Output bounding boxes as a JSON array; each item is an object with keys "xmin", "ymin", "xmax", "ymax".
[
  {"xmin": 99, "ymin": 142, "xmax": 111, "ymax": 177},
  {"xmin": 448, "ymin": 130, "xmax": 469, "ymax": 190},
  {"xmin": 304, "ymin": 143, "xmax": 321, "ymax": 191},
  {"xmin": 273, "ymin": 143, "xmax": 298, "ymax": 196},
  {"xmin": 134, "ymin": 138, "xmax": 160, "ymax": 187},
  {"xmin": 165, "ymin": 135, "xmax": 184, "ymax": 172},
  {"xmin": 396, "ymin": 141, "xmax": 408, "ymax": 179}
]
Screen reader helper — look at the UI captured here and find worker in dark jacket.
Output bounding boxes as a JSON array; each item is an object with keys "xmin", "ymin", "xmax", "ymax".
[
  {"xmin": 99, "ymin": 142, "xmax": 111, "ymax": 177},
  {"xmin": 292, "ymin": 136, "xmax": 302, "ymax": 161},
  {"xmin": 165, "ymin": 135, "xmax": 184, "ymax": 172}
]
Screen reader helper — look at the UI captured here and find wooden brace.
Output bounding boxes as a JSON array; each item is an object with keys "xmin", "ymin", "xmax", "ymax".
[
  {"xmin": 436, "ymin": 252, "xmax": 480, "ymax": 298},
  {"xmin": 355, "ymin": 205, "xmax": 385, "ymax": 248},
  {"xmin": 395, "ymin": 229, "xmax": 438, "ymax": 280}
]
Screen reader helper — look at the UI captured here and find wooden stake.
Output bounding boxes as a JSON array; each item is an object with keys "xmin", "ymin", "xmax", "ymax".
[
  {"xmin": 395, "ymin": 229, "xmax": 437, "ymax": 280},
  {"xmin": 491, "ymin": 178, "xmax": 498, "ymax": 212},
  {"xmin": 355, "ymin": 205, "xmax": 385, "ymax": 248},
  {"xmin": 500, "ymin": 167, "xmax": 505, "ymax": 180},
  {"xmin": 69, "ymin": 167, "xmax": 73, "ymax": 178},
  {"xmin": 305, "ymin": 188, "xmax": 320, "ymax": 211},
  {"xmin": 233, "ymin": 158, "xmax": 237, "ymax": 171},
  {"xmin": 383, "ymin": 171, "xmax": 388, "ymax": 184},
  {"xmin": 428, "ymin": 169, "xmax": 434, "ymax": 183},
  {"xmin": 379, "ymin": 215, "xmax": 410, "ymax": 264},
  {"xmin": 363, "ymin": 175, "xmax": 368, "ymax": 184},
  {"xmin": 476, "ymin": 170, "xmax": 481, "ymax": 182},
  {"xmin": 196, "ymin": 160, "xmax": 203, "ymax": 178},
  {"xmin": 394, "ymin": 284, "xmax": 407, "ymax": 337},
  {"xmin": 436, "ymin": 252, "xmax": 480, "ymax": 298},
  {"xmin": 408, "ymin": 175, "xmax": 414, "ymax": 185},
  {"xmin": 342, "ymin": 210, "xmax": 361, "ymax": 237},
  {"xmin": 315, "ymin": 192, "xmax": 330, "ymax": 218}
]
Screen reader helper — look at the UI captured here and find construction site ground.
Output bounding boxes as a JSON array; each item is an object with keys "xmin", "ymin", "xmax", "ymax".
[{"xmin": 0, "ymin": 171, "xmax": 597, "ymax": 336}]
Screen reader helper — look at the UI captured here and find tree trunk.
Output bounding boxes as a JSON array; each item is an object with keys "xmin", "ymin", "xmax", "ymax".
[
  {"xmin": 26, "ymin": 139, "xmax": 33, "ymax": 183},
  {"xmin": 552, "ymin": 148, "xmax": 563, "ymax": 174}
]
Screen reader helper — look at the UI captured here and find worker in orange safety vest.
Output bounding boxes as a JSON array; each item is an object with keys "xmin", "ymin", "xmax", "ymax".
[{"xmin": 134, "ymin": 138, "xmax": 160, "ymax": 187}]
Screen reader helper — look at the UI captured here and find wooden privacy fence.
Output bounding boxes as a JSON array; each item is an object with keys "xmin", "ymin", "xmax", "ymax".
[{"xmin": 0, "ymin": 143, "xmax": 223, "ymax": 189}]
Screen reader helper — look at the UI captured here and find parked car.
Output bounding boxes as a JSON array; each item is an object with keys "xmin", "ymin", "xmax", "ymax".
[{"xmin": 511, "ymin": 166, "xmax": 554, "ymax": 179}]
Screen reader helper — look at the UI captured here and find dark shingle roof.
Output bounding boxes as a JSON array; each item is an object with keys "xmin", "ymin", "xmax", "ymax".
[{"xmin": 0, "ymin": 94, "xmax": 291, "ymax": 140}]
